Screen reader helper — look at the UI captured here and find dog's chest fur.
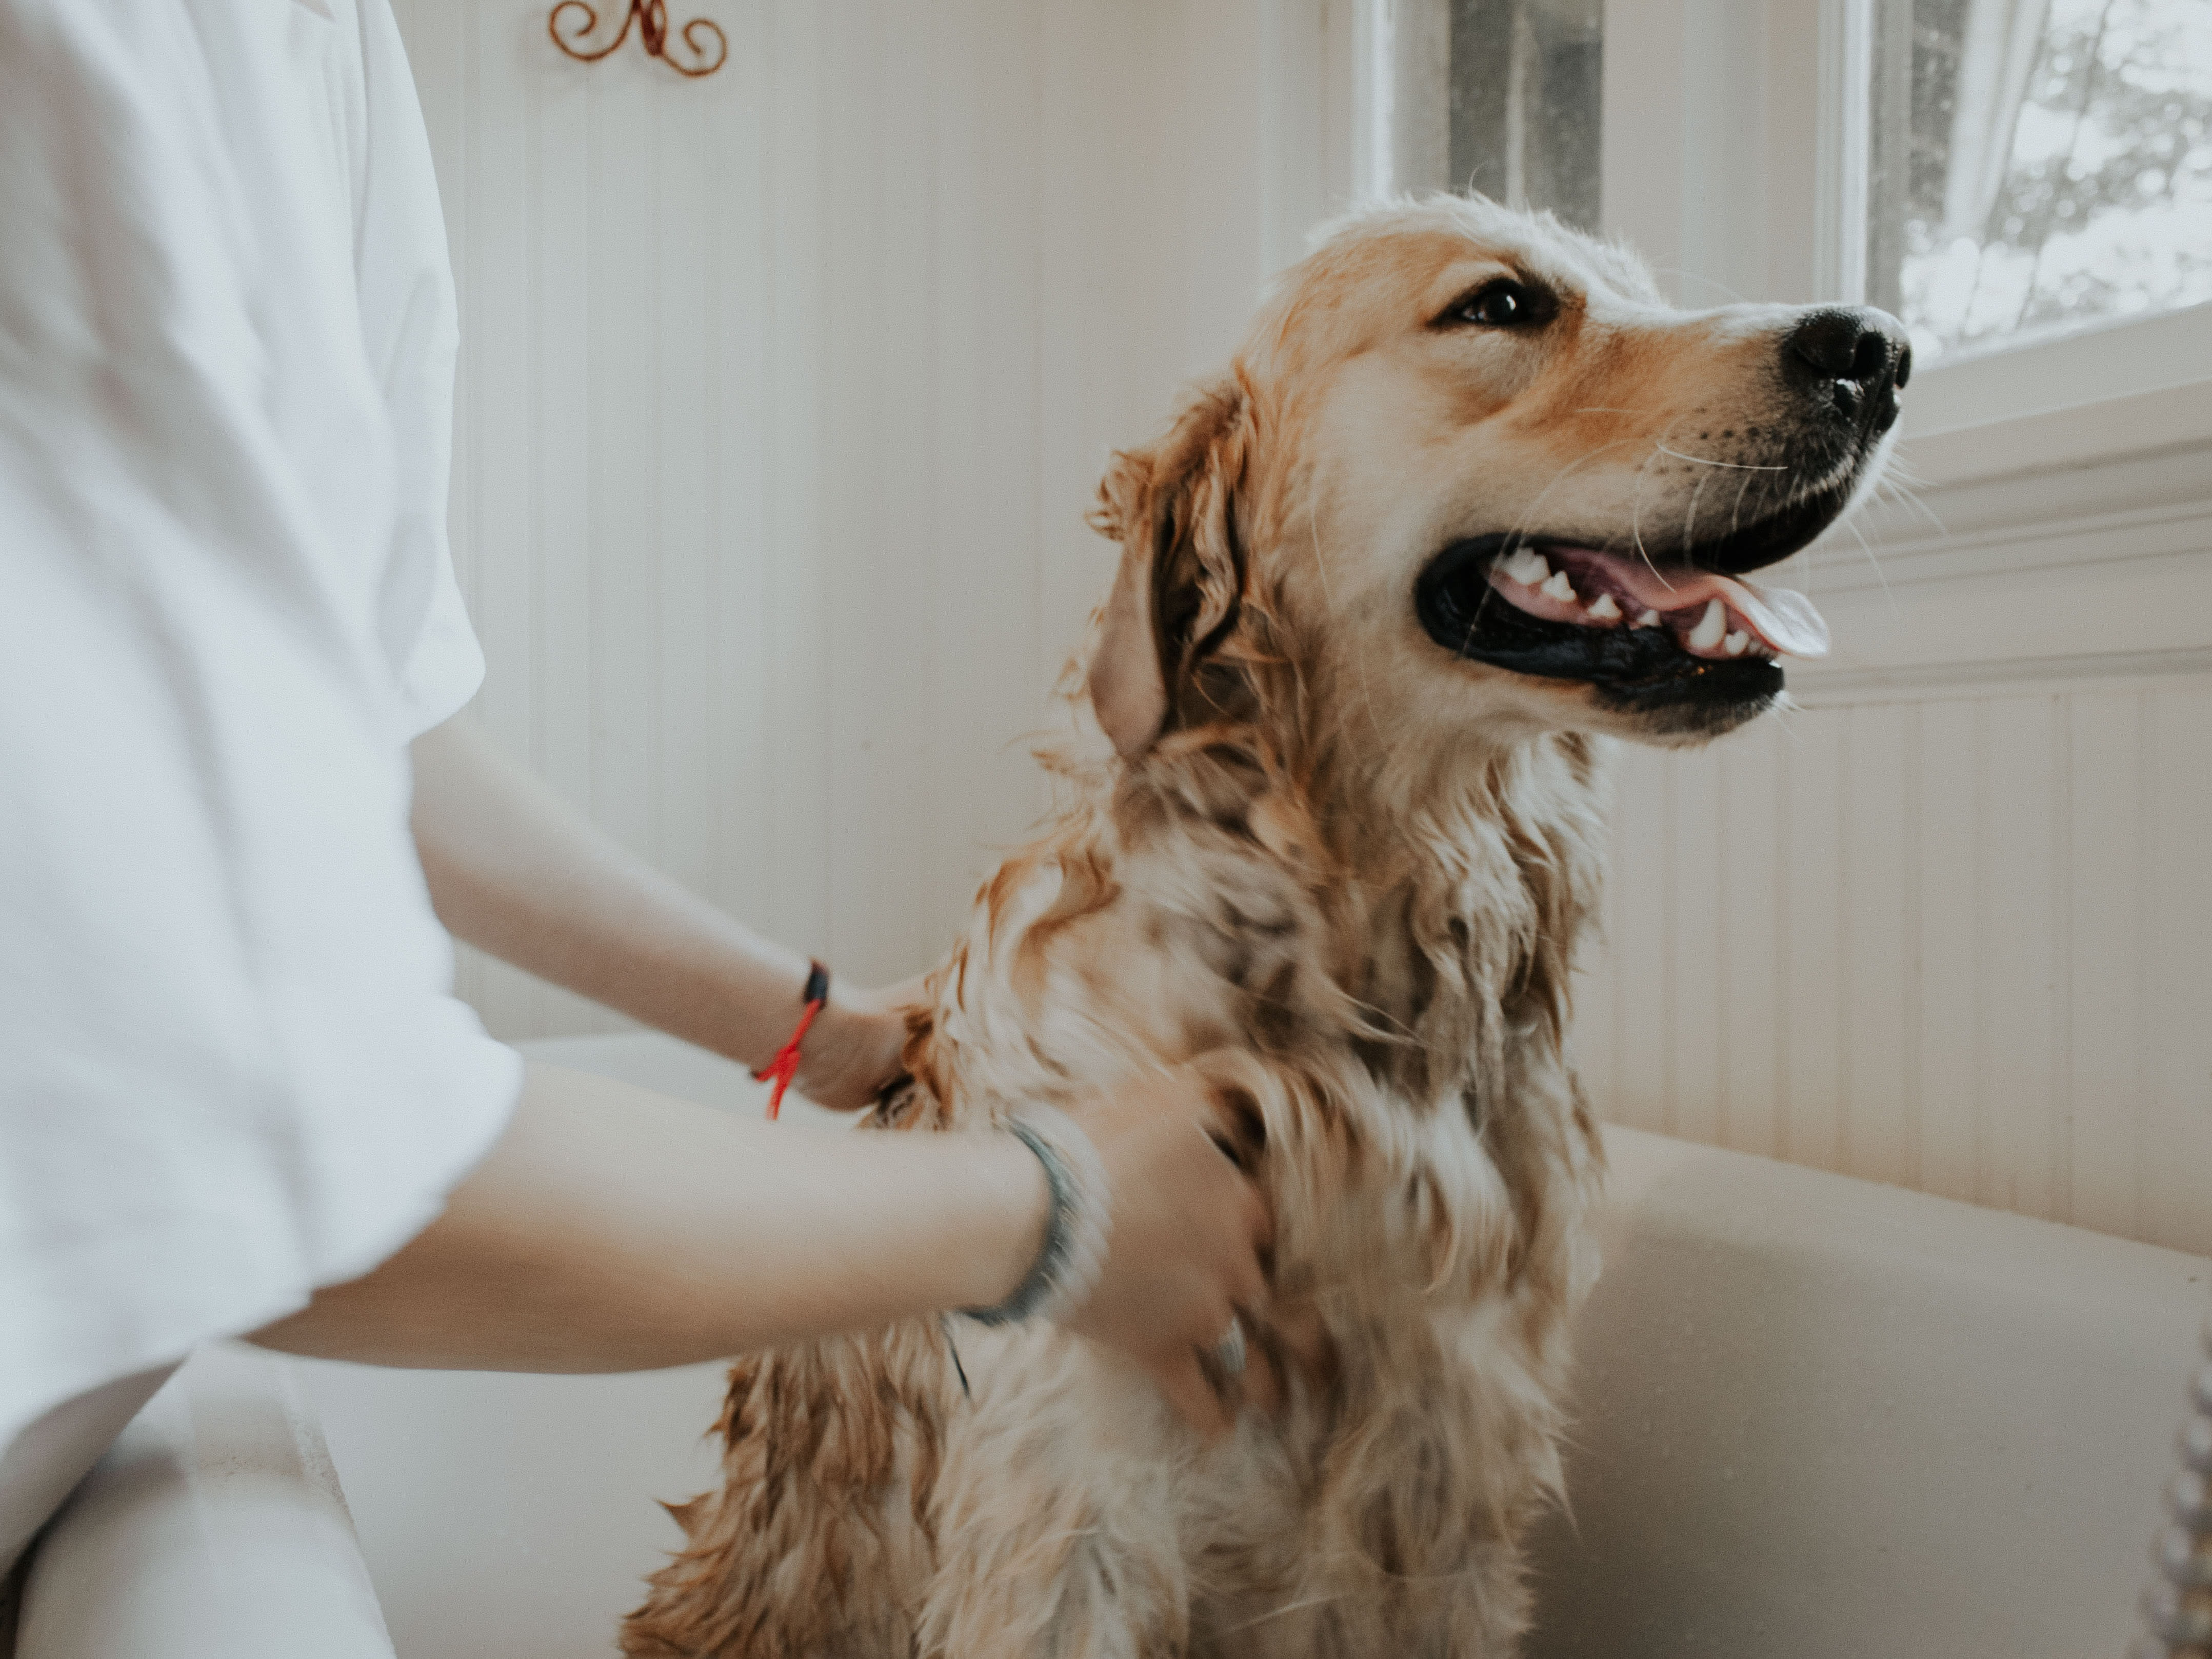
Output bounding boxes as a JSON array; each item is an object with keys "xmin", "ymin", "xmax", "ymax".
[
  {"xmin": 885, "ymin": 726, "xmax": 1611, "ymax": 1651},
  {"xmin": 624, "ymin": 726, "xmax": 1612, "ymax": 1659}
]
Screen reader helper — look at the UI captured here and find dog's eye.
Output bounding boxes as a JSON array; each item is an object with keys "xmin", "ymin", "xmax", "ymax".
[{"xmin": 1443, "ymin": 279, "xmax": 1554, "ymax": 330}]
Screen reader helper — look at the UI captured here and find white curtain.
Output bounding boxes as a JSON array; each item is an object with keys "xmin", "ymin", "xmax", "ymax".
[{"xmin": 1942, "ymin": 0, "xmax": 2054, "ymax": 236}]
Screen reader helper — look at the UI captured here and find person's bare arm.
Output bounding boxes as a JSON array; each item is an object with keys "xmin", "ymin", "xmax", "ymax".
[
  {"xmin": 250, "ymin": 1063, "xmax": 1271, "ymax": 1434},
  {"xmin": 397, "ymin": 718, "xmax": 1273, "ymax": 1429},
  {"xmin": 409, "ymin": 718, "xmax": 904, "ymax": 1108}
]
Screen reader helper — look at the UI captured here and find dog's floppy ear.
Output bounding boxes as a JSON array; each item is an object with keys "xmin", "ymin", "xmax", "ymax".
[{"xmin": 1086, "ymin": 377, "xmax": 1252, "ymax": 759}]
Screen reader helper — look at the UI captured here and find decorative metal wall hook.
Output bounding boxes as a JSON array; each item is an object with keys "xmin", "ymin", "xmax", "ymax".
[{"xmin": 548, "ymin": 0, "xmax": 727, "ymax": 78}]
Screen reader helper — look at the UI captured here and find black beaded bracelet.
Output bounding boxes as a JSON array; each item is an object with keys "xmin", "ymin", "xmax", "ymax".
[{"xmin": 959, "ymin": 1109, "xmax": 1110, "ymax": 1327}]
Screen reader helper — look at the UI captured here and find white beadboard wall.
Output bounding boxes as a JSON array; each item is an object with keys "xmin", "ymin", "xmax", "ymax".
[
  {"xmin": 389, "ymin": 0, "xmax": 1351, "ymax": 1038},
  {"xmin": 1578, "ymin": 682, "xmax": 2212, "ymax": 1257}
]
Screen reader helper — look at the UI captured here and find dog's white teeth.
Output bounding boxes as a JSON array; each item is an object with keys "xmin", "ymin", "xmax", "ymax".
[
  {"xmin": 1636, "ymin": 608, "xmax": 1662, "ymax": 628},
  {"xmin": 1724, "ymin": 630, "xmax": 1750, "ymax": 656},
  {"xmin": 1499, "ymin": 549, "xmax": 1551, "ymax": 585},
  {"xmin": 1586, "ymin": 592, "xmax": 1622, "ymax": 623},
  {"xmin": 1688, "ymin": 598, "xmax": 1727, "ymax": 651},
  {"xmin": 1540, "ymin": 569, "xmax": 1578, "ymax": 603}
]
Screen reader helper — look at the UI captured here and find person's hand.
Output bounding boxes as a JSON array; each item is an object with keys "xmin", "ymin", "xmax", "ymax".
[
  {"xmin": 1060, "ymin": 1068, "xmax": 1276, "ymax": 1438},
  {"xmin": 793, "ymin": 975, "xmax": 926, "ymax": 1110}
]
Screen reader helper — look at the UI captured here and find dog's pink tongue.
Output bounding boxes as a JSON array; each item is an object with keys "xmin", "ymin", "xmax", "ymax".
[{"xmin": 1573, "ymin": 547, "xmax": 1829, "ymax": 658}]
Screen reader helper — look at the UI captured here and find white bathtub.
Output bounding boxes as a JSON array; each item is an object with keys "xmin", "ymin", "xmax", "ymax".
[{"xmin": 22, "ymin": 1032, "xmax": 2208, "ymax": 1657}]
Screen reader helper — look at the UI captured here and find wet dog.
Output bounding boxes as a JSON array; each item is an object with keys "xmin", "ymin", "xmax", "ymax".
[{"xmin": 623, "ymin": 193, "xmax": 1905, "ymax": 1658}]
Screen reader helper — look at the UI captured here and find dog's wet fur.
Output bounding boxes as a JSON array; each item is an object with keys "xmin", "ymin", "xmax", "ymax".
[{"xmin": 623, "ymin": 194, "xmax": 1902, "ymax": 1659}]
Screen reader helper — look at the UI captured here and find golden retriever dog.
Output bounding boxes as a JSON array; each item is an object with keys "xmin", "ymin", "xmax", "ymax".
[{"xmin": 623, "ymin": 194, "xmax": 1907, "ymax": 1658}]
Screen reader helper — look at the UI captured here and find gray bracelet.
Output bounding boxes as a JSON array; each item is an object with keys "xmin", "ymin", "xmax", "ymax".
[{"xmin": 960, "ymin": 1107, "xmax": 1111, "ymax": 1327}]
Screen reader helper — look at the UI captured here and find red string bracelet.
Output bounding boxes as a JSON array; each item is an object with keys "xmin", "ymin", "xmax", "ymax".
[{"xmin": 754, "ymin": 960, "xmax": 830, "ymax": 1120}]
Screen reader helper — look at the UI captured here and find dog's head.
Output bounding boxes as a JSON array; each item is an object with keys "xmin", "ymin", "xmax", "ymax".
[{"xmin": 1088, "ymin": 195, "xmax": 1907, "ymax": 761}]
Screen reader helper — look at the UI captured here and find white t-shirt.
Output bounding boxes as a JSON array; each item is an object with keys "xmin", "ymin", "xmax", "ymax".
[{"xmin": 0, "ymin": 0, "xmax": 523, "ymax": 1453}]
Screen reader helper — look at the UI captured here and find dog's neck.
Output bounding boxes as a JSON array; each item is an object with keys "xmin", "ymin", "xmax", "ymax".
[{"xmin": 1109, "ymin": 709, "xmax": 1611, "ymax": 1104}]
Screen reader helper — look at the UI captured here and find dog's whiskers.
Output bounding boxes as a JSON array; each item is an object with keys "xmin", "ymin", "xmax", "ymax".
[
  {"xmin": 1681, "ymin": 466, "xmax": 1711, "ymax": 559},
  {"xmin": 1846, "ymin": 515, "xmax": 1897, "ymax": 619},
  {"xmin": 1653, "ymin": 443, "xmax": 1786, "ymax": 471},
  {"xmin": 1519, "ymin": 439, "xmax": 1645, "ymax": 531},
  {"xmin": 1767, "ymin": 690, "xmax": 1808, "ymax": 744},
  {"xmin": 1626, "ymin": 429, "xmax": 1670, "ymax": 575},
  {"xmin": 1497, "ymin": 437, "xmax": 1646, "ymax": 560},
  {"xmin": 1725, "ymin": 466, "xmax": 1757, "ymax": 543},
  {"xmin": 1877, "ymin": 466, "xmax": 1946, "ymax": 536}
]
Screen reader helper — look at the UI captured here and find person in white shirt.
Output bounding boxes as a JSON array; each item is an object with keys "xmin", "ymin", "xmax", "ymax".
[{"xmin": 0, "ymin": 0, "xmax": 1270, "ymax": 1608}]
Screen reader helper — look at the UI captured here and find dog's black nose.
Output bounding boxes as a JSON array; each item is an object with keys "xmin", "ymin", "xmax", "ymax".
[{"xmin": 1782, "ymin": 307, "xmax": 1910, "ymax": 432}]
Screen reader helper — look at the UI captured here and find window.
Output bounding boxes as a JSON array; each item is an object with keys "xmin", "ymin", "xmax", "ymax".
[
  {"xmin": 1367, "ymin": 0, "xmax": 2209, "ymax": 399},
  {"xmin": 1381, "ymin": 0, "xmax": 1603, "ymax": 231},
  {"xmin": 1866, "ymin": 0, "xmax": 2212, "ymax": 363}
]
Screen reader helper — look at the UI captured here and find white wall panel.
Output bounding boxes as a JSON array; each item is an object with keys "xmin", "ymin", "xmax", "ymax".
[
  {"xmin": 1582, "ymin": 676, "xmax": 2212, "ymax": 1258},
  {"xmin": 387, "ymin": 0, "xmax": 1350, "ymax": 1038}
]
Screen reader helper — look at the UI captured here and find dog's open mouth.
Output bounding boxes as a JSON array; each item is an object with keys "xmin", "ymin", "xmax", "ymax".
[{"xmin": 1416, "ymin": 533, "xmax": 1830, "ymax": 708}]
